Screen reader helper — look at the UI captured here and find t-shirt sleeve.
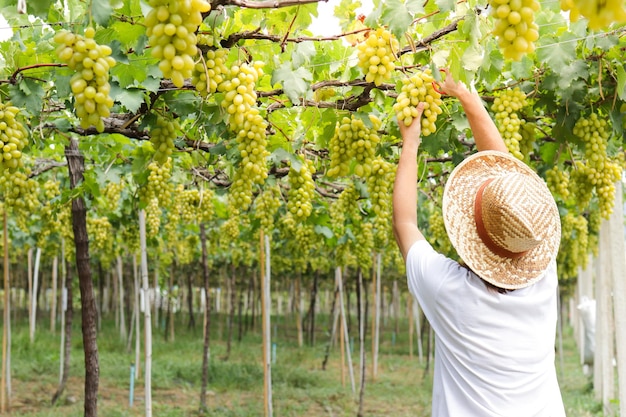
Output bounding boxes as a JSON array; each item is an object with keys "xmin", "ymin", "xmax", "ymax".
[{"xmin": 405, "ymin": 239, "xmax": 461, "ymax": 319}]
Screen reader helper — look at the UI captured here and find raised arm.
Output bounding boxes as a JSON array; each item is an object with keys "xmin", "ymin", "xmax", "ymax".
[
  {"xmin": 393, "ymin": 103, "xmax": 426, "ymax": 261},
  {"xmin": 439, "ymin": 69, "xmax": 509, "ymax": 153}
]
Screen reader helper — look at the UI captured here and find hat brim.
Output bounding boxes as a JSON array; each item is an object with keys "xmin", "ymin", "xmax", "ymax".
[{"xmin": 442, "ymin": 151, "xmax": 561, "ymax": 289}]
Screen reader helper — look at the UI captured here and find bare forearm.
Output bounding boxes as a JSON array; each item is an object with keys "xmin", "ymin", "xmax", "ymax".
[{"xmin": 456, "ymin": 89, "xmax": 508, "ymax": 153}]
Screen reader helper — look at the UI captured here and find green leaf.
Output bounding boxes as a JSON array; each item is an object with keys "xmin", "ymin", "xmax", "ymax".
[
  {"xmin": 110, "ymin": 85, "xmax": 144, "ymax": 113},
  {"xmin": 615, "ymin": 64, "xmax": 626, "ymax": 101},
  {"xmin": 380, "ymin": 0, "xmax": 415, "ymax": 40},
  {"xmin": 271, "ymin": 64, "xmax": 312, "ymax": 103},
  {"xmin": 91, "ymin": 0, "xmax": 113, "ymax": 27},
  {"xmin": 8, "ymin": 79, "xmax": 44, "ymax": 115},
  {"xmin": 536, "ymin": 33, "xmax": 577, "ymax": 72}
]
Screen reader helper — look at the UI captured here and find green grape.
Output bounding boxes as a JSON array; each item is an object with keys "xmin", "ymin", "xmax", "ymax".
[
  {"xmin": 354, "ymin": 221, "xmax": 374, "ymax": 270},
  {"xmin": 145, "ymin": 197, "xmax": 162, "ymax": 238},
  {"xmin": 87, "ymin": 216, "xmax": 113, "ymax": 254},
  {"xmin": 392, "ymin": 69, "xmax": 444, "ymax": 136},
  {"xmin": 427, "ymin": 205, "xmax": 455, "ymax": 257},
  {"xmin": 568, "ymin": 161, "xmax": 594, "ymax": 211},
  {"xmin": 197, "ymin": 187, "xmax": 215, "ymax": 223},
  {"xmin": 145, "ymin": 0, "xmax": 211, "ymax": 87},
  {"xmin": 103, "ymin": 180, "xmax": 124, "ymax": 212},
  {"xmin": 329, "ymin": 182, "xmax": 360, "ymax": 237},
  {"xmin": 489, "ymin": 0, "xmax": 540, "ymax": 61},
  {"xmin": 556, "ymin": 212, "xmax": 588, "ymax": 280},
  {"xmin": 192, "ymin": 47, "xmax": 229, "ymax": 96},
  {"xmin": 287, "ymin": 157, "xmax": 316, "ymax": 223},
  {"xmin": 254, "ymin": 184, "xmax": 282, "ymax": 232},
  {"xmin": 491, "ymin": 87, "xmax": 528, "ymax": 160},
  {"xmin": 545, "ymin": 165, "xmax": 570, "ymax": 200},
  {"xmin": 0, "ymin": 101, "xmax": 29, "ymax": 172},
  {"xmin": 327, "ymin": 114, "xmax": 381, "ymax": 177},
  {"xmin": 356, "ymin": 27, "xmax": 399, "ymax": 86},
  {"xmin": 150, "ymin": 113, "xmax": 180, "ymax": 165},
  {"xmin": 54, "ymin": 28, "xmax": 116, "ymax": 133},
  {"xmin": 560, "ymin": 0, "xmax": 626, "ymax": 29},
  {"xmin": 519, "ymin": 121, "xmax": 536, "ymax": 161}
]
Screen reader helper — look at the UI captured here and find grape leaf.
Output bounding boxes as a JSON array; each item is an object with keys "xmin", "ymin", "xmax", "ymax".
[
  {"xmin": 8, "ymin": 79, "xmax": 44, "ymax": 115},
  {"xmin": 91, "ymin": 0, "xmax": 113, "ymax": 27},
  {"xmin": 110, "ymin": 85, "xmax": 144, "ymax": 113},
  {"xmin": 271, "ymin": 64, "xmax": 312, "ymax": 103},
  {"xmin": 380, "ymin": 0, "xmax": 414, "ymax": 40}
]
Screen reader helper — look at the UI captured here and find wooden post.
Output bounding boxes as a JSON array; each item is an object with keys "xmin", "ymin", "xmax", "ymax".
[
  {"xmin": 609, "ymin": 181, "xmax": 626, "ymax": 417},
  {"xmin": 2, "ymin": 211, "xmax": 11, "ymax": 412},
  {"xmin": 372, "ymin": 252, "xmax": 381, "ymax": 380},
  {"xmin": 138, "ymin": 209, "xmax": 152, "ymax": 417},
  {"xmin": 336, "ymin": 267, "xmax": 355, "ymax": 394},
  {"xmin": 50, "ymin": 256, "xmax": 58, "ymax": 333},
  {"xmin": 260, "ymin": 231, "xmax": 273, "ymax": 417}
]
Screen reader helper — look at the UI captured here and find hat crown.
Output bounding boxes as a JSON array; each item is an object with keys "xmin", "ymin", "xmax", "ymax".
[{"xmin": 479, "ymin": 173, "xmax": 551, "ymax": 254}]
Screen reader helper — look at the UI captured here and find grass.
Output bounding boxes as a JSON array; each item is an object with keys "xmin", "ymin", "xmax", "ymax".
[{"xmin": 3, "ymin": 311, "xmax": 604, "ymax": 416}]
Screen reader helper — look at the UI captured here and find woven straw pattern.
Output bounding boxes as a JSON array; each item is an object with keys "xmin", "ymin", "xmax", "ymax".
[{"xmin": 443, "ymin": 151, "xmax": 561, "ymax": 289}]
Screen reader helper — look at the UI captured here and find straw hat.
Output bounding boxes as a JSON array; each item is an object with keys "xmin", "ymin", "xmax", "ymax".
[{"xmin": 442, "ymin": 151, "xmax": 561, "ymax": 289}]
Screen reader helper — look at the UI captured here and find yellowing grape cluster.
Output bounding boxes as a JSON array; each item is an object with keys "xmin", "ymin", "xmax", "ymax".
[
  {"xmin": 254, "ymin": 184, "xmax": 282, "ymax": 232},
  {"xmin": 545, "ymin": 165, "xmax": 570, "ymax": 200},
  {"xmin": 329, "ymin": 182, "xmax": 360, "ymax": 238},
  {"xmin": 286, "ymin": 157, "xmax": 316, "ymax": 223},
  {"xmin": 0, "ymin": 169, "xmax": 39, "ymax": 231},
  {"xmin": 560, "ymin": 0, "xmax": 626, "ymax": 29},
  {"xmin": 103, "ymin": 181, "xmax": 124, "ymax": 212},
  {"xmin": 54, "ymin": 27, "xmax": 116, "ymax": 132},
  {"xmin": 489, "ymin": 0, "xmax": 540, "ymax": 61},
  {"xmin": 150, "ymin": 114, "xmax": 180, "ymax": 165},
  {"xmin": 573, "ymin": 112, "xmax": 622, "ymax": 219},
  {"xmin": 219, "ymin": 61, "xmax": 264, "ymax": 129},
  {"xmin": 357, "ymin": 27, "xmax": 398, "ymax": 86},
  {"xmin": 327, "ymin": 114, "xmax": 381, "ymax": 177},
  {"xmin": 140, "ymin": 157, "xmax": 173, "ymax": 207},
  {"xmin": 0, "ymin": 102, "xmax": 28, "ymax": 172},
  {"xmin": 145, "ymin": 0, "xmax": 211, "ymax": 87},
  {"xmin": 393, "ymin": 69, "xmax": 443, "ymax": 135},
  {"xmin": 87, "ymin": 216, "xmax": 113, "ymax": 254},
  {"xmin": 192, "ymin": 48, "xmax": 229, "ymax": 96},
  {"xmin": 491, "ymin": 87, "xmax": 528, "ymax": 160},
  {"xmin": 366, "ymin": 157, "xmax": 395, "ymax": 247},
  {"xmin": 556, "ymin": 212, "xmax": 589, "ymax": 280}
]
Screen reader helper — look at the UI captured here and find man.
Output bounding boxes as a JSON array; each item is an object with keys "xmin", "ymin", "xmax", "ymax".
[{"xmin": 392, "ymin": 69, "xmax": 566, "ymax": 416}]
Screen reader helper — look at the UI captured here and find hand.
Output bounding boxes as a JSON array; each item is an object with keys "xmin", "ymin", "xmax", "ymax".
[
  {"xmin": 438, "ymin": 68, "xmax": 469, "ymax": 99},
  {"xmin": 398, "ymin": 102, "xmax": 425, "ymax": 147}
]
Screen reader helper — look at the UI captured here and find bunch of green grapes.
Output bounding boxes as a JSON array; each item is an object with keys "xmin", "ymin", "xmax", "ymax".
[
  {"xmin": 254, "ymin": 184, "xmax": 282, "ymax": 232},
  {"xmin": 139, "ymin": 157, "xmax": 173, "ymax": 207},
  {"xmin": 354, "ymin": 221, "xmax": 374, "ymax": 270},
  {"xmin": 219, "ymin": 61, "xmax": 264, "ymax": 129},
  {"xmin": 366, "ymin": 157, "xmax": 395, "ymax": 246},
  {"xmin": 286, "ymin": 157, "xmax": 316, "ymax": 223},
  {"xmin": 219, "ymin": 213, "xmax": 241, "ymax": 249},
  {"xmin": 36, "ymin": 180, "xmax": 62, "ymax": 248},
  {"xmin": 192, "ymin": 47, "xmax": 229, "ymax": 96},
  {"xmin": 103, "ymin": 181, "xmax": 124, "ymax": 212},
  {"xmin": 145, "ymin": 0, "xmax": 211, "ymax": 87},
  {"xmin": 0, "ymin": 102, "xmax": 28, "ymax": 172},
  {"xmin": 556, "ymin": 212, "xmax": 588, "ymax": 280},
  {"xmin": 327, "ymin": 114, "xmax": 381, "ymax": 177},
  {"xmin": 0, "ymin": 169, "xmax": 39, "ymax": 230},
  {"xmin": 329, "ymin": 182, "xmax": 360, "ymax": 237},
  {"xmin": 427, "ymin": 205, "xmax": 455, "ymax": 258},
  {"xmin": 393, "ymin": 69, "xmax": 444, "ymax": 135},
  {"xmin": 491, "ymin": 87, "xmax": 528, "ymax": 160},
  {"xmin": 236, "ymin": 108, "xmax": 269, "ymax": 185},
  {"xmin": 573, "ymin": 112, "xmax": 621, "ymax": 218},
  {"xmin": 356, "ymin": 27, "xmax": 399, "ymax": 86},
  {"xmin": 145, "ymin": 197, "xmax": 162, "ymax": 238},
  {"xmin": 519, "ymin": 121, "xmax": 536, "ymax": 161},
  {"xmin": 197, "ymin": 187, "xmax": 215, "ymax": 223},
  {"xmin": 150, "ymin": 113, "xmax": 180, "ymax": 165},
  {"xmin": 119, "ymin": 223, "xmax": 140, "ymax": 254},
  {"xmin": 171, "ymin": 185, "xmax": 200, "ymax": 224},
  {"xmin": 290, "ymin": 223, "xmax": 316, "ymax": 270},
  {"xmin": 545, "ymin": 165, "xmax": 570, "ymax": 200},
  {"xmin": 587, "ymin": 210, "xmax": 601, "ymax": 257},
  {"xmin": 489, "ymin": 0, "xmax": 540, "ymax": 61},
  {"xmin": 568, "ymin": 161, "xmax": 595, "ymax": 211},
  {"xmin": 560, "ymin": 0, "xmax": 626, "ymax": 29},
  {"xmin": 87, "ymin": 216, "xmax": 113, "ymax": 254},
  {"xmin": 54, "ymin": 27, "xmax": 116, "ymax": 132}
]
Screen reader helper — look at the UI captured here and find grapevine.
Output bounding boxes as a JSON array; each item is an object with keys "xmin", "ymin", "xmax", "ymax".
[
  {"xmin": 145, "ymin": 0, "xmax": 211, "ymax": 87},
  {"xmin": 356, "ymin": 27, "xmax": 399, "ymax": 86},
  {"xmin": 54, "ymin": 27, "xmax": 116, "ymax": 132},
  {"xmin": 393, "ymin": 69, "xmax": 443, "ymax": 136},
  {"xmin": 489, "ymin": 0, "xmax": 540, "ymax": 61},
  {"xmin": 0, "ymin": 101, "xmax": 29, "ymax": 172},
  {"xmin": 491, "ymin": 87, "xmax": 528, "ymax": 160}
]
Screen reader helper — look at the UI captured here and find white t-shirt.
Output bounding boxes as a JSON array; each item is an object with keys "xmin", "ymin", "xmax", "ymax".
[{"xmin": 406, "ymin": 240, "xmax": 566, "ymax": 417}]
